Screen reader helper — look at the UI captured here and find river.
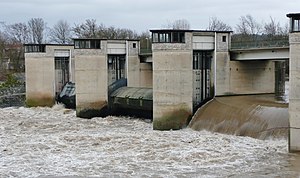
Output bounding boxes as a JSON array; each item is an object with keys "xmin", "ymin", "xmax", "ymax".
[{"xmin": 0, "ymin": 105, "xmax": 299, "ymax": 177}]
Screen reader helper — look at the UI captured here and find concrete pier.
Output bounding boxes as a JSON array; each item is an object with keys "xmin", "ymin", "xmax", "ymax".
[
  {"xmin": 287, "ymin": 13, "xmax": 300, "ymax": 152},
  {"xmin": 25, "ymin": 44, "xmax": 74, "ymax": 107},
  {"xmin": 151, "ymin": 30, "xmax": 193, "ymax": 130}
]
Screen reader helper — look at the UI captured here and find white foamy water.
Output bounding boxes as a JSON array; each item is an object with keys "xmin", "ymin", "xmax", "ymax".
[{"xmin": 0, "ymin": 106, "xmax": 299, "ymax": 178}]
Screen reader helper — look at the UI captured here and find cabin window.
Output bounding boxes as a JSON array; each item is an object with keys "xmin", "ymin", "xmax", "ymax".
[
  {"xmin": 292, "ymin": 19, "xmax": 300, "ymax": 32},
  {"xmin": 222, "ymin": 36, "xmax": 227, "ymax": 42},
  {"xmin": 152, "ymin": 31, "xmax": 185, "ymax": 43},
  {"xmin": 133, "ymin": 43, "xmax": 137, "ymax": 48},
  {"xmin": 153, "ymin": 33, "xmax": 159, "ymax": 43},
  {"xmin": 74, "ymin": 39, "xmax": 101, "ymax": 49},
  {"xmin": 24, "ymin": 44, "xmax": 46, "ymax": 53}
]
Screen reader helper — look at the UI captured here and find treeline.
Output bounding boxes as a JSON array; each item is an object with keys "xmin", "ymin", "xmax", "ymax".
[
  {"xmin": 0, "ymin": 18, "xmax": 151, "ymax": 45},
  {"xmin": 0, "ymin": 15, "xmax": 290, "ymax": 74},
  {"xmin": 208, "ymin": 15, "xmax": 289, "ymax": 36},
  {"xmin": 0, "ymin": 15, "xmax": 289, "ymax": 45}
]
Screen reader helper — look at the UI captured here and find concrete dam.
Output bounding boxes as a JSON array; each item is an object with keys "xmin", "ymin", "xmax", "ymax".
[
  {"xmin": 109, "ymin": 90, "xmax": 288, "ymax": 140},
  {"xmin": 24, "ymin": 13, "xmax": 300, "ymax": 152},
  {"xmin": 107, "ymin": 83, "xmax": 289, "ymax": 139},
  {"xmin": 57, "ymin": 77, "xmax": 289, "ymax": 140}
]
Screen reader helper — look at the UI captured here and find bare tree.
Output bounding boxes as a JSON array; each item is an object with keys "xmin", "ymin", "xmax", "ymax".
[
  {"xmin": 164, "ymin": 19, "xmax": 191, "ymax": 30},
  {"xmin": 263, "ymin": 17, "xmax": 280, "ymax": 35},
  {"xmin": 280, "ymin": 23, "xmax": 289, "ymax": 35},
  {"xmin": 73, "ymin": 19, "xmax": 98, "ymax": 38},
  {"xmin": 5, "ymin": 23, "xmax": 29, "ymax": 44},
  {"xmin": 208, "ymin": 17, "xmax": 232, "ymax": 31},
  {"xmin": 73, "ymin": 20, "xmax": 141, "ymax": 39},
  {"xmin": 173, "ymin": 19, "xmax": 190, "ymax": 30},
  {"xmin": 28, "ymin": 18, "xmax": 46, "ymax": 44},
  {"xmin": 49, "ymin": 20, "xmax": 72, "ymax": 44},
  {"xmin": 5, "ymin": 22, "xmax": 30, "ymax": 44},
  {"xmin": 263, "ymin": 17, "xmax": 289, "ymax": 36},
  {"xmin": 235, "ymin": 15, "xmax": 262, "ymax": 35}
]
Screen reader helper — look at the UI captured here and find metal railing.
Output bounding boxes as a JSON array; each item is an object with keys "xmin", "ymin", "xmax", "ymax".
[
  {"xmin": 139, "ymin": 36, "xmax": 289, "ymax": 52},
  {"xmin": 231, "ymin": 35, "xmax": 289, "ymax": 50}
]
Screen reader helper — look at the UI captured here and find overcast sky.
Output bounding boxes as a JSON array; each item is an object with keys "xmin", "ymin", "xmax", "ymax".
[{"xmin": 0, "ymin": 0, "xmax": 298, "ymax": 32}]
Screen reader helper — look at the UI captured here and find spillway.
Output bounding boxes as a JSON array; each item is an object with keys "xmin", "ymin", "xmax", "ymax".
[
  {"xmin": 109, "ymin": 87, "xmax": 153, "ymax": 119},
  {"xmin": 58, "ymin": 79, "xmax": 289, "ymax": 140},
  {"xmin": 189, "ymin": 94, "xmax": 289, "ymax": 139}
]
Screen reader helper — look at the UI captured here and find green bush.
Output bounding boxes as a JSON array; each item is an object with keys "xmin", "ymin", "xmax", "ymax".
[{"xmin": 0, "ymin": 74, "xmax": 20, "ymax": 89}]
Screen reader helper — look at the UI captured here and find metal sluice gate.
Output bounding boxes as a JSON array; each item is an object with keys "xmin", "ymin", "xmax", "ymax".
[{"xmin": 108, "ymin": 79, "xmax": 153, "ymax": 119}]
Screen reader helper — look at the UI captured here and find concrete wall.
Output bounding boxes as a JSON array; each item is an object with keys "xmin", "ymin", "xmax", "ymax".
[
  {"xmin": 152, "ymin": 32, "xmax": 193, "ymax": 130},
  {"xmin": 216, "ymin": 60, "xmax": 275, "ymax": 95},
  {"xmin": 74, "ymin": 41, "xmax": 108, "ymax": 118},
  {"xmin": 127, "ymin": 41, "xmax": 140, "ymax": 87},
  {"xmin": 74, "ymin": 39, "xmax": 140, "ymax": 118},
  {"xmin": 215, "ymin": 32, "xmax": 276, "ymax": 96},
  {"xmin": 139, "ymin": 63, "xmax": 152, "ymax": 88},
  {"xmin": 215, "ymin": 32, "xmax": 275, "ymax": 96},
  {"xmin": 289, "ymin": 33, "xmax": 300, "ymax": 152},
  {"xmin": 25, "ymin": 45, "xmax": 74, "ymax": 107},
  {"xmin": 26, "ymin": 53, "xmax": 55, "ymax": 107}
]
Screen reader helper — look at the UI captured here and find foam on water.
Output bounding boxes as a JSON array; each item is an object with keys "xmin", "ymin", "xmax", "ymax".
[{"xmin": 0, "ymin": 106, "xmax": 299, "ymax": 177}]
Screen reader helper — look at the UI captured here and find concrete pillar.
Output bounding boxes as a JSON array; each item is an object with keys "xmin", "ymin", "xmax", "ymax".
[
  {"xmin": 287, "ymin": 13, "xmax": 300, "ymax": 152},
  {"xmin": 152, "ymin": 31, "xmax": 193, "ymax": 130},
  {"xmin": 74, "ymin": 41, "xmax": 109, "ymax": 118},
  {"xmin": 25, "ymin": 45, "xmax": 74, "ymax": 107},
  {"xmin": 274, "ymin": 61, "xmax": 286, "ymax": 98},
  {"xmin": 25, "ymin": 55, "xmax": 55, "ymax": 107},
  {"xmin": 289, "ymin": 33, "xmax": 300, "ymax": 152},
  {"xmin": 127, "ymin": 41, "xmax": 140, "ymax": 87}
]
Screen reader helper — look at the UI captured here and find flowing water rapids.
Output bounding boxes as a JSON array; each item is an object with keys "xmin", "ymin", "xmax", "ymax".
[{"xmin": 0, "ymin": 105, "xmax": 300, "ymax": 177}]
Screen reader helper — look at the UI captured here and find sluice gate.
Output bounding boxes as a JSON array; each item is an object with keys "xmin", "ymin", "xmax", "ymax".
[
  {"xmin": 189, "ymin": 94, "xmax": 289, "ymax": 139},
  {"xmin": 109, "ymin": 87, "xmax": 153, "ymax": 119}
]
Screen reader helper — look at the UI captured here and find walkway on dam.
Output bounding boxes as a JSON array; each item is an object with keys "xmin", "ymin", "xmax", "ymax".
[{"xmin": 140, "ymin": 35, "xmax": 290, "ymax": 61}]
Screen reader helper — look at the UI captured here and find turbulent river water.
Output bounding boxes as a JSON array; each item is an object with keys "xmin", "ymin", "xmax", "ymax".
[{"xmin": 0, "ymin": 105, "xmax": 300, "ymax": 177}]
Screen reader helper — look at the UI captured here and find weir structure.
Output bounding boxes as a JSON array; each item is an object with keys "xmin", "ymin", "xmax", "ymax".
[
  {"xmin": 287, "ymin": 13, "xmax": 300, "ymax": 152},
  {"xmin": 25, "ymin": 25, "xmax": 289, "ymax": 135}
]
